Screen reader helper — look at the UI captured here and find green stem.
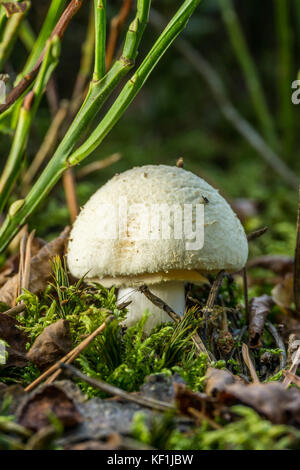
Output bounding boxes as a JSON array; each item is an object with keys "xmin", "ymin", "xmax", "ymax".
[
  {"xmin": 0, "ymin": 0, "xmax": 201, "ymax": 253},
  {"xmin": 219, "ymin": 0, "xmax": 278, "ymax": 150},
  {"xmin": 93, "ymin": 0, "xmax": 106, "ymax": 80},
  {"xmin": 0, "ymin": 36, "xmax": 61, "ymax": 213},
  {"xmin": 0, "ymin": 2, "xmax": 30, "ymax": 71},
  {"xmin": 17, "ymin": 0, "xmax": 66, "ymax": 80},
  {"xmin": 18, "ymin": 19, "xmax": 36, "ymax": 51}
]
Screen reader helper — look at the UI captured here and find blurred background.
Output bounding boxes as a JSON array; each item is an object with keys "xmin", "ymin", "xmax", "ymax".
[{"xmin": 1, "ymin": 0, "xmax": 300, "ymax": 260}]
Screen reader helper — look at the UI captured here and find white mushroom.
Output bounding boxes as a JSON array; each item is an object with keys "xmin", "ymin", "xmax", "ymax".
[{"xmin": 67, "ymin": 165, "xmax": 248, "ymax": 334}]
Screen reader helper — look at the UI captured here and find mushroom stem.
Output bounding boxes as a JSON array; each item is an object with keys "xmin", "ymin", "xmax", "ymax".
[{"xmin": 117, "ymin": 281, "xmax": 186, "ymax": 334}]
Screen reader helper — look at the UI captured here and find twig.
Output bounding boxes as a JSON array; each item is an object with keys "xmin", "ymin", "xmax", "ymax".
[
  {"xmin": 265, "ymin": 320, "xmax": 286, "ymax": 371},
  {"xmin": 283, "ymin": 345, "xmax": 300, "ymax": 388},
  {"xmin": 106, "ymin": 0, "xmax": 133, "ymax": 69},
  {"xmin": 62, "ymin": 168, "xmax": 79, "ymax": 223},
  {"xmin": 59, "ymin": 362, "xmax": 174, "ymax": 412},
  {"xmin": 23, "ymin": 101, "xmax": 69, "ymax": 188},
  {"xmin": 1, "ymin": 302, "xmax": 26, "ymax": 316},
  {"xmin": 25, "ymin": 315, "xmax": 114, "ymax": 392},
  {"xmin": 241, "ymin": 342, "xmax": 260, "ymax": 383},
  {"xmin": 282, "ymin": 370, "xmax": 300, "ymax": 387},
  {"xmin": 139, "ymin": 285, "xmax": 211, "ymax": 358},
  {"xmin": 294, "ymin": 187, "xmax": 300, "ymax": 313},
  {"xmin": 205, "ymin": 270, "xmax": 226, "ymax": 310},
  {"xmin": 76, "ymin": 152, "xmax": 121, "ymax": 179},
  {"xmin": 247, "ymin": 226, "xmax": 268, "ymax": 242},
  {"xmin": 242, "ymin": 267, "xmax": 249, "ymax": 324},
  {"xmin": 22, "ymin": 229, "xmax": 35, "ymax": 291},
  {"xmin": 0, "ymin": 0, "xmax": 86, "ymax": 114},
  {"xmin": 187, "ymin": 406, "xmax": 222, "ymax": 430},
  {"xmin": 149, "ymin": 9, "xmax": 299, "ymax": 190},
  {"xmin": 139, "ymin": 285, "xmax": 180, "ymax": 323}
]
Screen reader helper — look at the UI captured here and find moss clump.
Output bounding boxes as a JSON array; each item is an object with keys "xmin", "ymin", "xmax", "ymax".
[{"xmin": 132, "ymin": 406, "xmax": 300, "ymax": 450}]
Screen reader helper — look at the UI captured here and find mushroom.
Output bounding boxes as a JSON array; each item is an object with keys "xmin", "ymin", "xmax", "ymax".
[{"xmin": 67, "ymin": 165, "xmax": 248, "ymax": 334}]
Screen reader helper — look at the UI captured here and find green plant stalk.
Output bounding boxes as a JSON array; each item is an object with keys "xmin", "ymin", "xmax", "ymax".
[
  {"xmin": 17, "ymin": 0, "xmax": 66, "ymax": 80},
  {"xmin": 93, "ymin": 0, "xmax": 106, "ymax": 81},
  {"xmin": 219, "ymin": 0, "xmax": 278, "ymax": 150},
  {"xmin": 19, "ymin": 19, "xmax": 36, "ymax": 51},
  {"xmin": 0, "ymin": 0, "xmax": 201, "ymax": 253},
  {"xmin": 274, "ymin": 0, "xmax": 294, "ymax": 157},
  {"xmin": 0, "ymin": 36, "xmax": 61, "ymax": 213},
  {"xmin": 69, "ymin": 0, "xmax": 201, "ymax": 164},
  {"xmin": 0, "ymin": 2, "xmax": 30, "ymax": 71}
]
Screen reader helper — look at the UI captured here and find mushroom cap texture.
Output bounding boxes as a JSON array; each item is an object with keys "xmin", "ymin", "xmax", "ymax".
[{"xmin": 67, "ymin": 165, "xmax": 248, "ymax": 285}]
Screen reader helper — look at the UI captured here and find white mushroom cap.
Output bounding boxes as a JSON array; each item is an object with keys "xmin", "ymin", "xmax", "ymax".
[{"xmin": 67, "ymin": 164, "xmax": 248, "ymax": 286}]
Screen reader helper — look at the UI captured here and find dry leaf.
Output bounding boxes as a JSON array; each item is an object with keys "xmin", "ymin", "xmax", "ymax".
[
  {"xmin": 174, "ymin": 383, "xmax": 226, "ymax": 421},
  {"xmin": 248, "ymin": 295, "xmax": 274, "ymax": 348},
  {"xmin": 0, "ymin": 227, "xmax": 70, "ymax": 307},
  {"xmin": 219, "ymin": 381, "xmax": 300, "ymax": 426},
  {"xmin": 27, "ymin": 319, "xmax": 73, "ymax": 370},
  {"xmin": 18, "ymin": 384, "xmax": 82, "ymax": 432},
  {"xmin": 0, "ymin": 313, "xmax": 28, "ymax": 367},
  {"xmin": 205, "ymin": 367, "xmax": 238, "ymax": 397}
]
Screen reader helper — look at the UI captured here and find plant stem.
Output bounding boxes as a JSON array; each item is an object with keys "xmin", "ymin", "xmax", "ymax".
[
  {"xmin": 0, "ymin": 37, "xmax": 61, "ymax": 212},
  {"xmin": 0, "ymin": 2, "xmax": 30, "ymax": 71},
  {"xmin": 93, "ymin": 0, "xmax": 106, "ymax": 80},
  {"xmin": 0, "ymin": 0, "xmax": 201, "ymax": 253},
  {"xmin": 69, "ymin": 0, "xmax": 201, "ymax": 164},
  {"xmin": 219, "ymin": 0, "xmax": 278, "ymax": 150}
]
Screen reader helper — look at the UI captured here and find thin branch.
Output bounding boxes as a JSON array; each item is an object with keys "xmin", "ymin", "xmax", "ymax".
[
  {"xmin": 25, "ymin": 315, "xmax": 114, "ymax": 392},
  {"xmin": 247, "ymin": 226, "xmax": 268, "ymax": 242},
  {"xmin": 60, "ymin": 363, "xmax": 174, "ymax": 412},
  {"xmin": 62, "ymin": 168, "xmax": 79, "ymax": 223},
  {"xmin": 76, "ymin": 152, "xmax": 121, "ymax": 179},
  {"xmin": 0, "ymin": 0, "xmax": 85, "ymax": 114},
  {"xmin": 139, "ymin": 285, "xmax": 211, "ymax": 358},
  {"xmin": 106, "ymin": 0, "xmax": 133, "ymax": 69},
  {"xmin": 242, "ymin": 342, "xmax": 260, "ymax": 383}
]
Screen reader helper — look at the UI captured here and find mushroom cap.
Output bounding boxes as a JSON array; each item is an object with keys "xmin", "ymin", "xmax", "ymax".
[{"xmin": 67, "ymin": 165, "xmax": 248, "ymax": 286}]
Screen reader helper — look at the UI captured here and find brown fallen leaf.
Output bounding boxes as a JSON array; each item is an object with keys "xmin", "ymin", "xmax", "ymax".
[
  {"xmin": 0, "ymin": 227, "xmax": 70, "ymax": 307},
  {"xmin": 248, "ymin": 294, "xmax": 274, "ymax": 348},
  {"xmin": 0, "ymin": 313, "xmax": 28, "ymax": 367},
  {"xmin": 219, "ymin": 382, "xmax": 300, "ymax": 426},
  {"xmin": 18, "ymin": 384, "xmax": 82, "ymax": 432},
  {"xmin": 247, "ymin": 255, "xmax": 294, "ymax": 276},
  {"xmin": 174, "ymin": 383, "xmax": 228, "ymax": 422},
  {"xmin": 27, "ymin": 319, "xmax": 73, "ymax": 371},
  {"xmin": 272, "ymin": 273, "xmax": 295, "ymax": 315},
  {"xmin": 205, "ymin": 367, "xmax": 238, "ymax": 398}
]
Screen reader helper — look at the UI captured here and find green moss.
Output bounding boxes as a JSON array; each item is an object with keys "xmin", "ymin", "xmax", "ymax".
[{"xmin": 132, "ymin": 406, "xmax": 300, "ymax": 450}]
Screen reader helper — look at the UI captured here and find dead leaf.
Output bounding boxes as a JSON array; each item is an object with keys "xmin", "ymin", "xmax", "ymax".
[
  {"xmin": 0, "ymin": 314, "xmax": 28, "ymax": 367},
  {"xmin": 18, "ymin": 384, "xmax": 82, "ymax": 432},
  {"xmin": 174, "ymin": 383, "xmax": 227, "ymax": 421},
  {"xmin": 205, "ymin": 367, "xmax": 238, "ymax": 397},
  {"xmin": 27, "ymin": 319, "xmax": 73, "ymax": 370},
  {"xmin": 272, "ymin": 273, "xmax": 295, "ymax": 315},
  {"xmin": 219, "ymin": 382, "xmax": 300, "ymax": 426},
  {"xmin": 249, "ymin": 295, "xmax": 274, "ymax": 348},
  {"xmin": 0, "ymin": 227, "xmax": 70, "ymax": 307}
]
